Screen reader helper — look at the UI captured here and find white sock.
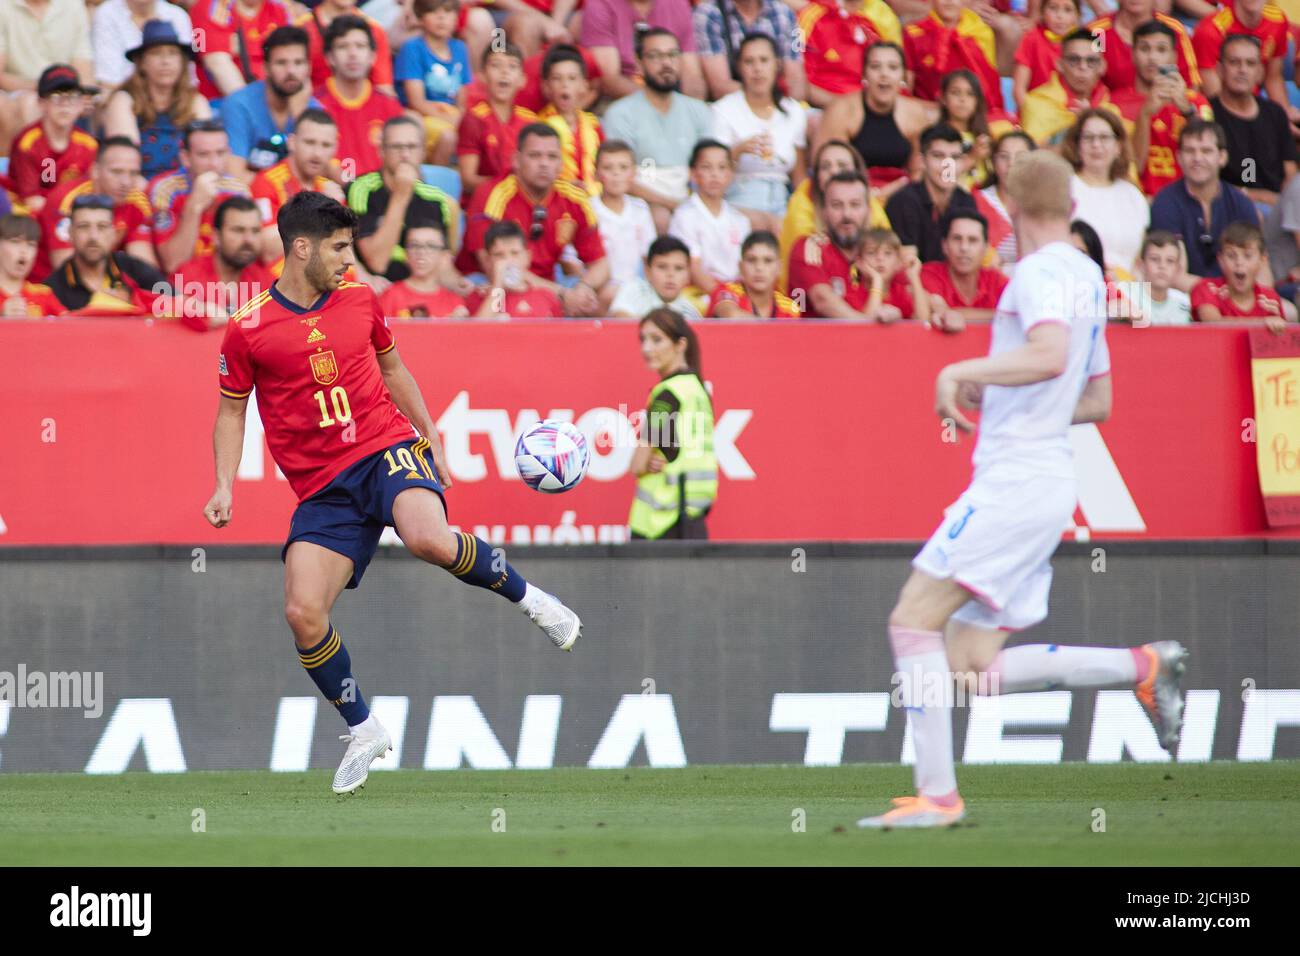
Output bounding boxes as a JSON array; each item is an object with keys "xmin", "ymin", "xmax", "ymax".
[
  {"xmin": 986, "ymin": 644, "xmax": 1141, "ymax": 695},
  {"xmin": 348, "ymin": 714, "xmax": 382, "ymax": 737},
  {"xmin": 890, "ymin": 626, "xmax": 958, "ymax": 801},
  {"xmin": 520, "ymin": 583, "xmax": 542, "ymax": 611}
]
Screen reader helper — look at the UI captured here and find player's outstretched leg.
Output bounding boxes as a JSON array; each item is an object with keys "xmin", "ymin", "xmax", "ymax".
[
  {"xmin": 858, "ymin": 570, "xmax": 973, "ymax": 831},
  {"xmin": 393, "ymin": 488, "xmax": 583, "ymax": 651},
  {"xmin": 949, "ymin": 627, "xmax": 1189, "ymax": 751},
  {"xmin": 285, "ymin": 542, "xmax": 392, "ymax": 794}
]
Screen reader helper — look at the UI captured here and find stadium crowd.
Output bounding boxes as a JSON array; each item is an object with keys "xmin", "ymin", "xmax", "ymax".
[{"xmin": 0, "ymin": 0, "xmax": 1297, "ymax": 327}]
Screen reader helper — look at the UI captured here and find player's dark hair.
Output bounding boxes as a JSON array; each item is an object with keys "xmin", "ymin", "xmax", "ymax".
[
  {"xmin": 262, "ymin": 25, "xmax": 310, "ymax": 60},
  {"xmin": 517, "ymin": 122, "xmax": 560, "ymax": 152},
  {"xmin": 214, "ymin": 195, "xmax": 260, "ymax": 232},
  {"xmin": 97, "ymin": 135, "xmax": 141, "ymax": 158},
  {"xmin": 636, "ymin": 26, "xmax": 678, "ymax": 59},
  {"xmin": 1070, "ymin": 219, "xmax": 1106, "ymax": 273},
  {"xmin": 939, "ymin": 208, "xmax": 988, "ymax": 242},
  {"xmin": 1132, "ymin": 19, "xmax": 1177, "ymax": 46},
  {"xmin": 482, "ymin": 41, "xmax": 524, "ymax": 69},
  {"xmin": 1062, "ymin": 27, "xmax": 1101, "ymax": 50},
  {"xmin": 741, "ymin": 230, "xmax": 779, "ymax": 256},
  {"xmin": 862, "ymin": 41, "xmax": 905, "ymax": 76},
  {"xmin": 689, "ymin": 138, "xmax": 731, "ymax": 168},
  {"xmin": 920, "ymin": 123, "xmax": 964, "ymax": 153},
  {"xmin": 1219, "ymin": 220, "xmax": 1264, "ymax": 254},
  {"xmin": 1177, "ymin": 118, "xmax": 1227, "ymax": 151},
  {"xmin": 737, "ymin": 33, "xmax": 785, "ymax": 114},
  {"xmin": 0, "ymin": 212, "xmax": 41, "ymax": 243},
  {"xmin": 296, "ymin": 107, "xmax": 337, "ymax": 130},
  {"xmin": 484, "ymin": 219, "xmax": 527, "ymax": 250},
  {"xmin": 278, "ymin": 191, "xmax": 358, "ymax": 249},
  {"xmin": 646, "ymin": 235, "xmax": 690, "ymax": 264},
  {"xmin": 541, "ymin": 44, "xmax": 587, "ymax": 80},
  {"xmin": 640, "ymin": 307, "xmax": 702, "ymax": 377},
  {"xmin": 323, "ymin": 15, "xmax": 374, "ymax": 53}
]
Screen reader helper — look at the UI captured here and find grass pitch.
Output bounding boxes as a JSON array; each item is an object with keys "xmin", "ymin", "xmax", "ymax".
[{"xmin": 1, "ymin": 762, "xmax": 1296, "ymax": 866}]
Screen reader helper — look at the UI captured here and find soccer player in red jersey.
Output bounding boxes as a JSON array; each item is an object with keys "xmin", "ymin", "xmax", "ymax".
[
  {"xmin": 191, "ymin": 0, "xmax": 293, "ymax": 100},
  {"xmin": 707, "ymin": 232, "xmax": 801, "ymax": 319},
  {"xmin": 176, "ymin": 196, "xmax": 276, "ymax": 331},
  {"xmin": 1191, "ymin": 221, "xmax": 1287, "ymax": 332},
  {"xmin": 457, "ymin": 44, "xmax": 537, "ymax": 200},
  {"xmin": 0, "ymin": 214, "xmax": 64, "ymax": 317},
  {"xmin": 204, "ymin": 191, "xmax": 583, "ymax": 794},
  {"xmin": 377, "ymin": 221, "xmax": 469, "ymax": 317},
  {"xmin": 251, "ymin": 108, "xmax": 343, "ymax": 263},
  {"xmin": 36, "ymin": 137, "xmax": 156, "ymax": 281},
  {"xmin": 467, "ymin": 220, "xmax": 564, "ymax": 317},
  {"xmin": 920, "ymin": 209, "xmax": 1009, "ymax": 330},
  {"xmin": 10, "ymin": 66, "xmax": 101, "ymax": 215},
  {"xmin": 313, "ymin": 16, "xmax": 407, "ymax": 178}
]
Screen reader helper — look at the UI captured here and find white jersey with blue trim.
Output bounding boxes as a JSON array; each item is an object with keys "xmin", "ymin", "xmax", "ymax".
[{"xmin": 971, "ymin": 241, "xmax": 1111, "ymax": 479}]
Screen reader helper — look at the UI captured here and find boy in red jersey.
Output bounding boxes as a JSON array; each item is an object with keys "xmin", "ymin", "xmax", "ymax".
[
  {"xmin": 204, "ymin": 191, "xmax": 582, "ymax": 794},
  {"xmin": 457, "ymin": 43, "xmax": 535, "ymax": 200},
  {"xmin": 467, "ymin": 220, "xmax": 563, "ymax": 318},
  {"xmin": 378, "ymin": 221, "xmax": 469, "ymax": 317},
  {"xmin": 1191, "ymin": 221, "xmax": 1288, "ymax": 332},
  {"xmin": 10, "ymin": 65, "xmax": 100, "ymax": 215},
  {"xmin": 707, "ymin": 232, "xmax": 801, "ymax": 319},
  {"xmin": 0, "ymin": 214, "xmax": 64, "ymax": 317}
]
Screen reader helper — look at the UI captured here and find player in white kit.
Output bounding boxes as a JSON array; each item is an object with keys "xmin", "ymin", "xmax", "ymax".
[{"xmin": 858, "ymin": 152, "xmax": 1188, "ymax": 829}]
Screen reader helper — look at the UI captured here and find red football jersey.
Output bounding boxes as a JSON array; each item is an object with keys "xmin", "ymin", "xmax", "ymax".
[
  {"xmin": 148, "ymin": 169, "xmax": 252, "ymax": 263},
  {"xmin": 379, "ymin": 280, "xmax": 469, "ymax": 318},
  {"xmin": 1190, "ymin": 277, "xmax": 1283, "ymax": 318},
  {"xmin": 458, "ymin": 174, "xmax": 605, "ymax": 278},
  {"xmin": 1, "ymin": 281, "xmax": 65, "ymax": 317},
  {"xmin": 904, "ymin": 11, "xmax": 1004, "ymax": 111},
  {"xmin": 880, "ymin": 269, "xmax": 915, "ymax": 317},
  {"xmin": 797, "ymin": 0, "xmax": 889, "ymax": 97},
  {"xmin": 465, "ymin": 285, "xmax": 563, "ymax": 318},
  {"xmin": 1193, "ymin": 2, "xmax": 1289, "ymax": 75},
  {"xmin": 10, "ymin": 122, "xmax": 99, "ymax": 202},
  {"xmin": 1111, "ymin": 89, "xmax": 1215, "ymax": 196},
  {"xmin": 1090, "ymin": 14, "xmax": 1200, "ymax": 92},
  {"xmin": 920, "ymin": 261, "xmax": 1008, "ymax": 309},
  {"xmin": 707, "ymin": 281, "xmax": 802, "ymax": 319},
  {"xmin": 463, "ymin": 47, "xmax": 602, "ymax": 115},
  {"xmin": 218, "ymin": 280, "xmax": 417, "ymax": 500},
  {"xmin": 251, "ymin": 160, "xmax": 334, "ymax": 226},
  {"xmin": 175, "ymin": 253, "xmax": 276, "ymax": 331},
  {"xmin": 295, "ymin": 8, "xmax": 393, "ymax": 91},
  {"xmin": 36, "ymin": 177, "xmax": 153, "ymax": 280},
  {"xmin": 314, "ymin": 79, "xmax": 405, "ymax": 178},
  {"xmin": 1015, "ymin": 26, "xmax": 1065, "ymax": 94},
  {"xmin": 191, "ymin": 0, "xmax": 292, "ymax": 100},
  {"xmin": 787, "ymin": 235, "xmax": 870, "ymax": 314},
  {"xmin": 456, "ymin": 101, "xmax": 538, "ymax": 194}
]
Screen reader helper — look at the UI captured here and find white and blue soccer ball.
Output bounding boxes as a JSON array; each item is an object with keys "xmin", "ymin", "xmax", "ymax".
[{"xmin": 514, "ymin": 419, "xmax": 590, "ymax": 493}]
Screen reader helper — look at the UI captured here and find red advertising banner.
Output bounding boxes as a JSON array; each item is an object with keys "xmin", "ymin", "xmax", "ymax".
[{"xmin": 0, "ymin": 319, "xmax": 1292, "ymax": 545}]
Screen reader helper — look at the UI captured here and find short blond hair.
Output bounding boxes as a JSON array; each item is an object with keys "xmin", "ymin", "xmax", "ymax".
[{"xmin": 1005, "ymin": 150, "xmax": 1073, "ymax": 221}]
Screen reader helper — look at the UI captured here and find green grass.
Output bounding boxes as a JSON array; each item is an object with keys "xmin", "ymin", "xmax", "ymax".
[{"xmin": 1, "ymin": 762, "xmax": 1296, "ymax": 865}]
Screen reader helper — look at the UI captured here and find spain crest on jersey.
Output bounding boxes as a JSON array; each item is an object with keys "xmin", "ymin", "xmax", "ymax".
[{"xmin": 310, "ymin": 350, "xmax": 339, "ymax": 385}]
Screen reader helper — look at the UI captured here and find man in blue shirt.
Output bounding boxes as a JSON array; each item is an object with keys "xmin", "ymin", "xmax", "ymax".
[
  {"xmin": 220, "ymin": 26, "xmax": 321, "ymax": 178},
  {"xmin": 1150, "ymin": 119, "xmax": 1261, "ymax": 281}
]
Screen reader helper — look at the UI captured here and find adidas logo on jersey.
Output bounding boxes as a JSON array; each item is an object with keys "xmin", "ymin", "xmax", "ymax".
[{"xmin": 306, "ymin": 328, "xmax": 326, "ymax": 343}]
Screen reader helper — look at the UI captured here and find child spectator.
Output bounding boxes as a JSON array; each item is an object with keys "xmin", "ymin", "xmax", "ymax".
[
  {"xmin": 0, "ymin": 214, "xmax": 64, "ymax": 317},
  {"xmin": 668, "ymin": 139, "xmax": 751, "ymax": 294},
  {"xmin": 537, "ymin": 45, "xmax": 602, "ymax": 194},
  {"xmin": 1191, "ymin": 221, "xmax": 1287, "ymax": 331},
  {"xmin": 395, "ymin": 0, "xmax": 469, "ymax": 163},
  {"xmin": 591, "ymin": 140, "xmax": 657, "ymax": 310},
  {"xmin": 1137, "ymin": 230, "xmax": 1192, "ymax": 325},
  {"xmin": 708, "ymin": 231, "xmax": 801, "ymax": 319},
  {"xmin": 467, "ymin": 220, "xmax": 563, "ymax": 318},
  {"xmin": 610, "ymin": 236, "xmax": 702, "ymax": 320},
  {"xmin": 457, "ymin": 44, "xmax": 535, "ymax": 201},
  {"xmin": 860, "ymin": 227, "xmax": 930, "ymax": 324},
  {"xmin": 10, "ymin": 66, "xmax": 100, "ymax": 215},
  {"xmin": 1013, "ymin": 0, "xmax": 1080, "ymax": 110},
  {"xmin": 937, "ymin": 69, "xmax": 1016, "ymax": 191},
  {"xmin": 378, "ymin": 221, "xmax": 469, "ymax": 317},
  {"xmin": 921, "ymin": 209, "xmax": 1007, "ymax": 331}
]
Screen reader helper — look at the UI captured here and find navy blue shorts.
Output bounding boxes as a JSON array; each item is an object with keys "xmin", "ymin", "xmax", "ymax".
[{"xmin": 282, "ymin": 437, "xmax": 447, "ymax": 589}]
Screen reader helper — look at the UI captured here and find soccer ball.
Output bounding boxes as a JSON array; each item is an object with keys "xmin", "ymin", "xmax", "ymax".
[{"xmin": 514, "ymin": 420, "xmax": 590, "ymax": 493}]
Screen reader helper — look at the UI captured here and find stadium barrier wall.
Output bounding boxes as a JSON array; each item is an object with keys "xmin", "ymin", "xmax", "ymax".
[
  {"xmin": 0, "ymin": 319, "xmax": 1295, "ymax": 545},
  {"xmin": 1, "ymin": 543, "xmax": 1296, "ymax": 774}
]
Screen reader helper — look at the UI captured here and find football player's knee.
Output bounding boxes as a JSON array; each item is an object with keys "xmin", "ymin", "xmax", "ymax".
[
  {"xmin": 284, "ymin": 598, "xmax": 328, "ymax": 642},
  {"xmin": 408, "ymin": 527, "xmax": 458, "ymax": 566}
]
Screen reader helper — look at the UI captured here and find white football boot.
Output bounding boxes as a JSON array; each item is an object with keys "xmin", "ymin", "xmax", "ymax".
[
  {"xmin": 332, "ymin": 717, "xmax": 391, "ymax": 795},
  {"xmin": 1135, "ymin": 640, "xmax": 1189, "ymax": 752},
  {"xmin": 519, "ymin": 584, "xmax": 583, "ymax": 651}
]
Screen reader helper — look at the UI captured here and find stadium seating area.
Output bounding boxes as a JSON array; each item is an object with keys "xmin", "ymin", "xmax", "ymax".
[{"xmin": 0, "ymin": 0, "xmax": 1297, "ymax": 326}]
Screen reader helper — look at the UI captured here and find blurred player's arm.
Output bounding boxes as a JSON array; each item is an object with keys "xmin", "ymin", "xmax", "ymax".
[
  {"xmin": 1071, "ymin": 372, "xmax": 1112, "ymax": 424},
  {"xmin": 204, "ymin": 394, "xmax": 248, "ymax": 527},
  {"xmin": 376, "ymin": 346, "xmax": 453, "ymax": 488},
  {"xmin": 934, "ymin": 321, "xmax": 1070, "ymax": 430}
]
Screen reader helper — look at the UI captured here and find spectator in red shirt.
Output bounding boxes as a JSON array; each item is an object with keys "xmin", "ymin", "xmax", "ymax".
[
  {"xmin": 378, "ymin": 221, "xmax": 470, "ymax": 317},
  {"xmin": 859, "ymin": 227, "xmax": 929, "ymax": 323},
  {"xmin": 1191, "ymin": 220, "xmax": 1288, "ymax": 331},
  {"xmin": 295, "ymin": 0, "xmax": 395, "ymax": 95},
  {"xmin": 37, "ymin": 136, "xmax": 156, "ymax": 280},
  {"xmin": 190, "ymin": 0, "xmax": 293, "ymax": 100},
  {"xmin": 458, "ymin": 43, "xmax": 535, "ymax": 201},
  {"xmin": 788, "ymin": 170, "xmax": 877, "ymax": 318},
  {"xmin": 1012, "ymin": 0, "xmax": 1080, "ymax": 110},
  {"xmin": 468, "ymin": 219, "xmax": 564, "ymax": 318},
  {"xmin": 252, "ymin": 108, "xmax": 345, "ymax": 263},
  {"xmin": 315, "ymin": 16, "xmax": 408, "ymax": 178},
  {"xmin": 175, "ymin": 195, "xmax": 276, "ymax": 330},
  {"xmin": 460, "ymin": 123, "xmax": 609, "ymax": 315},
  {"xmin": 903, "ymin": 0, "xmax": 1007, "ymax": 113},
  {"xmin": 10, "ymin": 65, "xmax": 100, "ymax": 215},
  {"xmin": 921, "ymin": 208, "xmax": 1008, "ymax": 331},
  {"xmin": 0, "ymin": 214, "xmax": 64, "ymax": 317},
  {"xmin": 1089, "ymin": 0, "xmax": 1199, "ymax": 94},
  {"xmin": 708, "ymin": 231, "xmax": 801, "ymax": 318},
  {"xmin": 796, "ymin": 0, "xmax": 900, "ymax": 107}
]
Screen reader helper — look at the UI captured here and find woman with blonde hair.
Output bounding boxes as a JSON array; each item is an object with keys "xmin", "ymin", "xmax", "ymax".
[
  {"xmin": 102, "ymin": 21, "xmax": 212, "ymax": 181},
  {"xmin": 1061, "ymin": 108, "xmax": 1149, "ymax": 277}
]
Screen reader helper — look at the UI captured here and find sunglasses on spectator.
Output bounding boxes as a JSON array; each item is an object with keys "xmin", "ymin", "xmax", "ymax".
[
  {"xmin": 530, "ymin": 206, "xmax": 547, "ymax": 241},
  {"xmin": 1063, "ymin": 54, "xmax": 1102, "ymax": 68}
]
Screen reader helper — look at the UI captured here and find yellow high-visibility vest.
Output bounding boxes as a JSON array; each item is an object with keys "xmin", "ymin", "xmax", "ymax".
[{"xmin": 628, "ymin": 372, "xmax": 717, "ymax": 539}]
